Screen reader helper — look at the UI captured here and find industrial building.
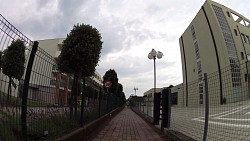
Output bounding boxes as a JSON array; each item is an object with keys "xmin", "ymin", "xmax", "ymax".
[{"xmin": 179, "ymin": 0, "xmax": 250, "ymax": 106}]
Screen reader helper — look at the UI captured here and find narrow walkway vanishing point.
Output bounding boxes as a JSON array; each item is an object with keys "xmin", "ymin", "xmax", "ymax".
[{"xmin": 91, "ymin": 107, "xmax": 166, "ymax": 141}]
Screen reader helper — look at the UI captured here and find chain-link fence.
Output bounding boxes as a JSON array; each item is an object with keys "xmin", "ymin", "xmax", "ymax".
[
  {"xmin": 0, "ymin": 14, "xmax": 124, "ymax": 141},
  {"xmin": 131, "ymin": 61, "xmax": 250, "ymax": 141}
]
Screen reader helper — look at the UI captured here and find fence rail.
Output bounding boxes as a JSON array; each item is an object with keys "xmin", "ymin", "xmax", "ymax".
[{"xmin": 0, "ymin": 14, "xmax": 124, "ymax": 141}]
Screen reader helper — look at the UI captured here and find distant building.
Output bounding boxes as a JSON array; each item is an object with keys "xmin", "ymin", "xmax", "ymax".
[
  {"xmin": 143, "ymin": 88, "xmax": 162, "ymax": 117},
  {"xmin": 27, "ymin": 38, "xmax": 103, "ymax": 105},
  {"xmin": 179, "ymin": 0, "xmax": 250, "ymax": 106}
]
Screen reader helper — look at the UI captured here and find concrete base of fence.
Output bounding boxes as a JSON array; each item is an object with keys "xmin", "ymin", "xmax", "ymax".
[
  {"xmin": 54, "ymin": 107, "xmax": 124, "ymax": 141},
  {"xmin": 165, "ymin": 130, "xmax": 195, "ymax": 141}
]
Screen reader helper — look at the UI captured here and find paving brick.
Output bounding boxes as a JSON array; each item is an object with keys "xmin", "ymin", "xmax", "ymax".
[{"xmin": 90, "ymin": 107, "xmax": 165, "ymax": 141}]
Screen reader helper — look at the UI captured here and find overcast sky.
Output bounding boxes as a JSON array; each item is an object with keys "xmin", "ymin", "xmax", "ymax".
[{"xmin": 1, "ymin": 0, "xmax": 250, "ymax": 98}]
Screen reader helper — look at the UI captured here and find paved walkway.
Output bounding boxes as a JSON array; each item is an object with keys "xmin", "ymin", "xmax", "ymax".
[{"xmin": 91, "ymin": 107, "xmax": 166, "ymax": 141}]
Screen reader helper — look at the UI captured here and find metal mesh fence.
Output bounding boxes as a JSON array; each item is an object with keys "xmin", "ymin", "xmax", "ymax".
[
  {"xmin": 203, "ymin": 63, "xmax": 250, "ymax": 141},
  {"xmin": 131, "ymin": 61, "xmax": 250, "ymax": 141},
  {"xmin": 0, "ymin": 14, "xmax": 123, "ymax": 141},
  {"xmin": 170, "ymin": 78, "xmax": 205, "ymax": 140},
  {"xmin": 0, "ymin": 14, "xmax": 33, "ymax": 141}
]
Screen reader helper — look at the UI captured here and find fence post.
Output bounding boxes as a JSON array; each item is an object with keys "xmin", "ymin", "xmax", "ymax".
[
  {"xmin": 21, "ymin": 41, "xmax": 39, "ymax": 141},
  {"xmin": 106, "ymin": 90, "xmax": 109, "ymax": 112},
  {"xmin": 139, "ymin": 97, "xmax": 141, "ymax": 111},
  {"xmin": 153, "ymin": 92, "xmax": 160, "ymax": 125},
  {"xmin": 162, "ymin": 87, "xmax": 171, "ymax": 129},
  {"xmin": 80, "ymin": 77, "xmax": 86, "ymax": 126},
  {"xmin": 98, "ymin": 87, "xmax": 102, "ymax": 118},
  {"xmin": 147, "ymin": 96, "xmax": 149, "ymax": 116},
  {"xmin": 203, "ymin": 73, "xmax": 209, "ymax": 141}
]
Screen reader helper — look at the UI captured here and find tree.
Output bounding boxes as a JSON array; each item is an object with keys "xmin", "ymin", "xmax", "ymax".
[
  {"xmin": 115, "ymin": 83, "xmax": 122, "ymax": 98},
  {"xmin": 2, "ymin": 39, "xmax": 25, "ymax": 101},
  {"xmin": 103, "ymin": 69, "xmax": 118, "ymax": 93},
  {"xmin": 57, "ymin": 24, "xmax": 102, "ymax": 119},
  {"xmin": 103, "ymin": 69, "xmax": 126, "ymax": 105},
  {"xmin": 115, "ymin": 83, "xmax": 126, "ymax": 104},
  {"xmin": 121, "ymin": 92, "xmax": 126, "ymax": 102}
]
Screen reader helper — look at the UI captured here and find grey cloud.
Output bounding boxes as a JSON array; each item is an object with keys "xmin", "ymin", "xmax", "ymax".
[{"xmin": 57, "ymin": 0, "xmax": 87, "ymax": 18}]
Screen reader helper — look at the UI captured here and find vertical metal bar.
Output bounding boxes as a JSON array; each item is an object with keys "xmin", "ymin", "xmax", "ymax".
[
  {"xmin": 167, "ymin": 88, "xmax": 171, "ymax": 128},
  {"xmin": 154, "ymin": 57, "xmax": 156, "ymax": 95},
  {"xmin": 161, "ymin": 87, "xmax": 172, "ymax": 129},
  {"xmin": 80, "ymin": 77, "xmax": 85, "ymax": 126},
  {"xmin": 74, "ymin": 75, "xmax": 78, "ymax": 119},
  {"xmin": 98, "ymin": 87, "xmax": 102, "ymax": 118},
  {"xmin": 139, "ymin": 97, "xmax": 141, "ymax": 111},
  {"xmin": 203, "ymin": 73, "xmax": 209, "ymax": 141},
  {"xmin": 21, "ymin": 41, "xmax": 38, "ymax": 141},
  {"xmin": 147, "ymin": 96, "xmax": 149, "ymax": 116},
  {"xmin": 161, "ymin": 88, "xmax": 167, "ymax": 128},
  {"xmin": 106, "ymin": 89, "xmax": 109, "ymax": 112},
  {"xmin": 153, "ymin": 93, "xmax": 160, "ymax": 125}
]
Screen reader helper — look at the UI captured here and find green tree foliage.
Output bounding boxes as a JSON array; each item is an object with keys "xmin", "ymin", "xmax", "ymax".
[
  {"xmin": 58, "ymin": 24, "xmax": 102, "ymax": 77},
  {"xmin": 121, "ymin": 92, "xmax": 126, "ymax": 102},
  {"xmin": 103, "ymin": 69, "xmax": 118, "ymax": 93},
  {"xmin": 2, "ymin": 39, "xmax": 25, "ymax": 101},
  {"xmin": 116, "ymin": 83, "xmax": 123, "ymax": 94},
  {"xmin": 116, "ymin": 83, "xmax": 126, "ymax": 102},
  {"xmin": 103, "ymin": 69, "xmax": 126, "ymax": 103}
]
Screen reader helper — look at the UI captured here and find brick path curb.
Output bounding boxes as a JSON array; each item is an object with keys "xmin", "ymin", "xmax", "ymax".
[{"xmin": 54, "ymin": 107, "xmax": 124, "ymax": 141}]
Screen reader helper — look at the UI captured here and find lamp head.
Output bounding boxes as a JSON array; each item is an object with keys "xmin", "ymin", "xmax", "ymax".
[
  {"xmin": 150, "ymin": 49, "xmax": 157, "ymax": 57},
  {"xmin": 148, "ymin": 53, "xmax": 153, "ymax": 59},
  {"xmin": 156, "ymin": 51, "xmax": 163, "ymax": 59}
]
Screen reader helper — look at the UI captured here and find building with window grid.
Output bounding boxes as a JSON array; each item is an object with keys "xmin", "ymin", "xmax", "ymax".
[
  {"xmin": 34, "ymin": 38, "xmax": 103, "ymax": 105},
  {"xmin": 179, "ymin": 0, "xmax": 250, "ymax": 106}
]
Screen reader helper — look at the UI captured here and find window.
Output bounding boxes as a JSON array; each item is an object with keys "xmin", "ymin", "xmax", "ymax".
[
  {"xmin": 241, "ymin": 52, "xmax": 244, "ymax": 60},
  {"xmin": 191, "ymin": 25, "xmax": 196, "ymax": 41},
  {"xmin": 199, "ymin": 83, "xmax": 203, "ymax": 93},
  {"xmin": 50, "ymin": 79, "xmax": 56, "ymax": 85},
  {"xmin": 246, "ymin": 35, "xmax": 250, "ymax": 44},
  {"xmin": 234, "ymin": 29, "xmax": 238, "ymax": 36},
  {"xmin": 247, "ymin": 54, "xmax": 250, "ymax": 61},
  {"xmin": 241, "ymin": 33, "xmax": 247, "ymax": 43},
  {"xmin": 227, "ymin": 11, "xmax": 231, "ymax": 17},
  {"xmin": 52, "ymin": 64, "xmax": 57, "ymax": 70},
  {"xmin": 199, "ymin": 94, "xmax": 203, "ymax": 104},
  {"xmin": 199, "ymin": 94, "xmax": 203, "ymax": 99}
]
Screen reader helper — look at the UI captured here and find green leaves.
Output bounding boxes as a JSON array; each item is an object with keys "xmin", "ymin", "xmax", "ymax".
[
  {"xmin": 103, "ymin": 69, "xmax": 118, "ymax": 93},
  {"xmin": 2, "ymin": 39, "xmax": 25, "ymax": 80},
  {"xmin": 103, "ymin": 69, "xmax": 126, "ymax": 102},
  {"xmin": 58, "ymin": 23, "xmax": 103, "ymax": 77}
]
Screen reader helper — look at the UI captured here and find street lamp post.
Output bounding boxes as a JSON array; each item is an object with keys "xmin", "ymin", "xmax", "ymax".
[
  {"xmin": 148, "ymin": 49, "xmax": 163, "ymax": 95},
  {"xmin": 134, "ymin": 87, "xmax": 138, "ymax": 96}
]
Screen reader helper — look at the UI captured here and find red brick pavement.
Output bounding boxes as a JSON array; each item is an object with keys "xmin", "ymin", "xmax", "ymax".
[{"xmin": 91, "ymin": 107, "xmax": 165, "ymax": 141}]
